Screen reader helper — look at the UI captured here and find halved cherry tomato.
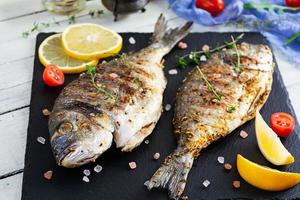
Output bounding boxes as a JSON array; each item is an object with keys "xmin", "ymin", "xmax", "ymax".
[
  {"xmin": 270, "ymin": 112, "xmax": 295, "ymax": 138},
  {"xmin": 195, "ymin": 0, "xmax": 225, "ymax": 16},
  {"xmin": 285, "ymin": 0, "xmax": 300, "ymax": 7},
  {"xmin": 43, "ymin": 64, "xmax": 65, "ymax": 87}
]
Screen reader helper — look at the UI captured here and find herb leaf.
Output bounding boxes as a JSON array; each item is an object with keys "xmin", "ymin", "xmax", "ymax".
[
  {"xmin": 231, "ymin": 35, "xmax": 241, "ymax": 72},
  {"xmin": 227, "ymin": 105, "xmax": 236, "ymax": 113}
]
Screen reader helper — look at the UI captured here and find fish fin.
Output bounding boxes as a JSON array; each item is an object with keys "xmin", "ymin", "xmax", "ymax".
[
  {"xmin": 151, "ymin": 14, "xmax": 193, "ymax": 52},
  {"xmin": 121, "ymin": 123, "xmax": 155, "ymax": 152},
  {"xmin": 145, "ymin": 149, "xmax": 194, "ymax": 200}
]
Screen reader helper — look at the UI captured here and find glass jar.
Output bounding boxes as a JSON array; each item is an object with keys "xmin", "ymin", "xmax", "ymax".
[{"xmin": 42, "ymin": 0, "xmax": 86, "ymax": 15}]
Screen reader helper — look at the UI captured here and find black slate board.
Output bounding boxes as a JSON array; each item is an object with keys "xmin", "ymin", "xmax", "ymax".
[{"xmin": 22, "ymin": 32, "xmax": 300, "ymax": 200}]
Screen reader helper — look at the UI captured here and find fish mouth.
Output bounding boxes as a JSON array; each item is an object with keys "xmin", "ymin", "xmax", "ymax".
[{"xmin": 57, "ymin": 144, "xmax": 97, "ymax": 168}]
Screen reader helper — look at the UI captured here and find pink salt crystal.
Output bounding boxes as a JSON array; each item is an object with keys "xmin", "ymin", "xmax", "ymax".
[
  {"xmin": 128, "ymin": 161, "xmax": 137, "ymax": 169},
  {"xmin": 178, "ymin": 42, "xmax": 188, "ymax": 49},
  {"xmin": 202, "ymin": 44, "xmax": 210, "ymax": 51},
  {"xmin": 44, "ymin": 170, "xmax": 53, "ymax": 180},
  {"xmin": 240, "ymin": 130, "xmax": 248, "ymax": 139},
  {"xmin": 153, "ymin": 152, "xmax": 160, "ymax": 160}
]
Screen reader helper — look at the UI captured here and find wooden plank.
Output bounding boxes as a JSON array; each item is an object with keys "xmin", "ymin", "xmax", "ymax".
[
  {"xmin": 0, "ymin": 108, "xmax": 28, "ymax": 176},
  {"xmin": 0, "ymin": 173, "xmax": 22, "ymax": 200},
  {"xmin": 0, "ymin": 0, "xmax": 44, "ymax": 22}
]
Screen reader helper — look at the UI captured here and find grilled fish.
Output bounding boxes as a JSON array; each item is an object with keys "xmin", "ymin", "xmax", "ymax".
[
  {"xmin": 146, "ymin": 42, "xmax": 274, "ymax": 199},
  {"xmin": 48, "ymin": 15, "xmax": 193, "ymax": 168}
]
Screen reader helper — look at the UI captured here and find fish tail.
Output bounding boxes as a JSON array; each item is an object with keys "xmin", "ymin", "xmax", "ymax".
[
  {"xmin": 151, "ymin": 14, "xmax": 193, "ymax": 52},
  {"xmin": 145, "ymin": 148, "xmax": 194, "ymax": 200}
]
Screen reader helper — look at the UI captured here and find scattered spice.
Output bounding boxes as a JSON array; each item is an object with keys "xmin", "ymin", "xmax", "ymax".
[
  {"xmin": 129, "ymin": 37, "xmax": 136, "ymax": 44},
  {"xmin": 82, "ymin": 176, "xmax": 90, "ymax": 183},
  {"xmin": 240, "ymin": 130, "xmax": 248, "ymax": 139},
  {"xmin": 83, "ymin": 169, "xmax": 91, "ymax": 176},
  {"xmin": 153, "ymin": 152, "xmax": 160, "ymax": 160},
  {"xmin": 217, "ymin": 156, "xmax": 225, "ymax": 164},
  {"xmin": 178, "ymin": 42, "xmax": 188, "ymax": 49},
  {"xmin": 128, "ymin": 161, "xmax": 137, "ymax": 169},
  {"xmin": 224, "ymin": 163, "xmax": 232, "ymax": 171},
  {"xmin": 233, "ymin": 180, "xmax": 241, "ymax": 189},
  {"xmin": 202, "ymin": 179, "xmax": 210, "ymax": 187},
  {"xmin": 168, "ymin": 69, "xmax": 178, "ymax": 75},
  {"xmin": 94, "ymin": 165, "xmax": 103, "ymax": 173},
  {"xmin": 165, "ymin": 104, "xmax": 172, "ymax": 111},
  {"xmin": 42, "ymin": 108, "xmax": 51, "ymax": 116},
  {"xmin": 44, "ymin": 170, "xmax": 53, "ymax": 180},
  {"xmin": 37, "ymin": 136, "xmax": 46, "ymax": 145}
]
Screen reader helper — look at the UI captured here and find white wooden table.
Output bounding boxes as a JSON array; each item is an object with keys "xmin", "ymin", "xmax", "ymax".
[{"xmin": 0, "ymin": 0, "xmax": 299, "ymax": 199}]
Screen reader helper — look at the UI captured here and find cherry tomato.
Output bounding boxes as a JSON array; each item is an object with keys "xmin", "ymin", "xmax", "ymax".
[
  {"xmin": 270, "ymin": 112, "xmax": 295, "ymax": 138},
  {"xmin": 285, "ymin": 0, "xmax": 300, "ymax": 7},
  {"xmin": 43, "ymin": 64, "xmax": 65, "ymax": 87},
  {"xmin": 195, "ymin": 0, "xmax": 225, "ymax": 16}
]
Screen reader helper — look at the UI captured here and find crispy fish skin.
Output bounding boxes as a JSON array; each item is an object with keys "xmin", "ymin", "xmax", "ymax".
[
  {"xmin": 146, "ymin": 43, "xmax": 274, "ymax": 199},
  {"xmin": 49, "ymin": 15, "xmax": 193, "ymax": 168}
]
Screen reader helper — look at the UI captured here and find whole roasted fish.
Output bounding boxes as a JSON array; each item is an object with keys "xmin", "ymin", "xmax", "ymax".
[
  {"xmin": 48, "ymin": 15, "xmax": 192, "ymax": 168},
  {"xmin": 146, "ymin": 41, "xmax": 274, "ymax": 199}
]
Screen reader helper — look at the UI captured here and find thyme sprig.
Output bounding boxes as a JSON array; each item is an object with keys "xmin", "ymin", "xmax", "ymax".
[
  {"xmin": 177, "ymin": 34, "xmax": 244, "ymax": 68},
  {"xmin": 86, "ymin": 65, "xmax": 115, "ymax": 100},
  {"xmin": 89, "ymin": 9, "xmax": 104, "ymax": 17},
  {"xmin": 22, "ymin": 21, "xmax": 51, "ymax": 38},
  {"xmin": 231, "ymin": 35, "xmax": 241, "ymax": 72},
  {"xmin": 196, "ymin": 66, "xmax": 223, "ymax": 101},
  {"xmin": 285, "ymin": 31, "xmax": 300, "ymax": 45},
  {"xmin": 244, "ymin": 0, "xmax": 300, "ymax": 13}
]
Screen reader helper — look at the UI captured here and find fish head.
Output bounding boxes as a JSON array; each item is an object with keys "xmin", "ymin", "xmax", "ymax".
[{"xmin": 50, "ymin": 111, "xmax": 113, "ymax": 168}]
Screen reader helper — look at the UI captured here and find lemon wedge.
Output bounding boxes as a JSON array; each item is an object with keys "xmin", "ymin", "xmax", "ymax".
[
  {"xmin": 237, "ymin": 154, "xmax": 300, "ymax": 191},
  {"xmin": 255, "ymin": 111, "xmax": 294, "ymax": 165},
  {"xmin": 62, "ymin": 23, "xmax": 122, "ymax": 60},
  {"xmin": 39, "ymin": 34, "xmax": 98, "ymax": 74}
]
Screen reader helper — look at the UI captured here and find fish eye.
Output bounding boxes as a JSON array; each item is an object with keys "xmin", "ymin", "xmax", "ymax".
[{"xmin": 58, "ymin": 122, "xmax": 73, "ymax": 134}]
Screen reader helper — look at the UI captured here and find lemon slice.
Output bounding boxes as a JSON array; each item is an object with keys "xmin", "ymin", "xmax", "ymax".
[
  {"xmin": 237, "ymin": 154, "xmax": 300, "ymax": 191},
  {"xmin": 255, "ymin": 111, "xmax": 294, "ymax": 165},
  {"xmin": 61, "ymin": 23, "xmax": 122, "ymax": 60},
  {"xmin": 39, "ymin": 34, "xmax": 98, "ymax": 74}
]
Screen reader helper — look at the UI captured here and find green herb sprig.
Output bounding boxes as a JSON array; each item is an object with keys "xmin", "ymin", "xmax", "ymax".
[
  {"xmin": 86, "ymin": 65, "xmax": 115, "ymax": 100},
  {"xmin": 285, "ymin": 31, "xmax": 300, "ymax": 45},
  {"xmin": 244, "ymin": 0, "xmax": 300, "ymax": 13},
  {"xmin": 89, "ymin": 9, "xmax": 104, "ymax": 17},
  {"xmin": 22, "ymin": 21, "xmax": 51, "ymax": 38},
  {"xmin": 177, "ymin": 34, "xmax": 244, "ymax": 68},
  {"xmin": 231, "ymin": 35, "xmax": 241, "ymax": 72},
  {"xmin": 196, "ymin": 66, "xmax": 223, "ymax": 101}
]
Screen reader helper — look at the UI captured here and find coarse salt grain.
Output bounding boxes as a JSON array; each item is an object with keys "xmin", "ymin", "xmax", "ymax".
[
  {"xmin": 168, "ymin": 69, "xmax": 178, "ymax": 75},
  {"xmin": 83, "ymin": 169, "xmax": 91, "ymax": 176},
  {"xmin": 44, "ymin": 170, "xmax": 53, "ymax": 180},
  {"xmin": 109, "ymin": 73, "xmax": 119, "ymax": 79},
  {"xmin": 224, "ymin": 163, "xmax": 232, "ymax": 171},
  {"xmin": 200, "ymin": 55, "xmax": 207, "ymax": 62},
  {"xmin": 82, "ymin": 176, "xmax": 90, "ymax": 183},
  {"xmin": 240, "ymin": 130, "xmax": 248, "ymax": 139},
  {"xmin": 153, "ymin": 152, "xmax": 160, "ymax": 160},
  {"xmin": 178, "ymin": 42, "xmax": 188, "ymax": 49},
  {"xmin": 129, "ymin": 37, "xmax": 136, "ymax": 44},
  {"xmin": 202, "ymin": 179, "xmax": 210, "ymax": 187},
  {"xmin": 165, "ymin": 104, "xmax": 172, "ymax": 111},
  {"xmin": 128, "ymin": 161, "xmax": 137, "ymax": 169},
  {"xmin": 233, "ymin": 180, "xmax": 240, "ymax": 188},
  {"xmin": 37, "ymin": 136, "xmax": 46, "ymax": 144},
  {"xmin": 202, "ymin": 44, "xmax": 210, "ymax": 51},
  {"xmin": 42, "ymin": 109, "xmax": 51, "ymax": 116},
  {"xmin": 144, "ymin": 140, "xmax": 149, "ymax": 144},
  {"xmin": 217, "ymin": 156, "xmax": 224, "ymax": 164},
  {"xmin": 94, "ymin": 165, "xmax": 103, "ymax": 173}
]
